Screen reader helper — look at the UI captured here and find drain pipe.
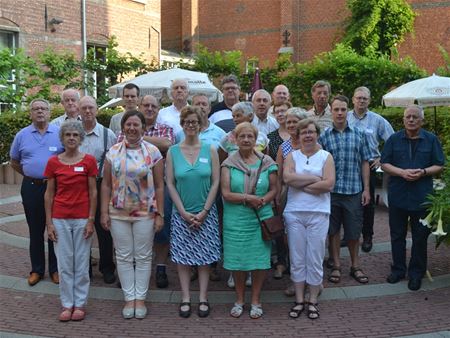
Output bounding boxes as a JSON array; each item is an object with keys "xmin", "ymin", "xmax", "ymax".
[{"xmin": 81, "ymin": 0, "xmax": 88, "ymax": 96}]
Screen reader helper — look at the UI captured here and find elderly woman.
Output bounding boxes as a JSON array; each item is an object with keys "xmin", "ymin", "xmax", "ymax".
[
  {"xmin": 283, "ymin": 119, "xmax": 335, "ymax": 320},
  {"xmin": 101, "ymin": 110, "xmax": 164, "ymax": 319},
  {"xmin": 219, "ymin": 101, "xmax": 269, "ymax": 163},
  {"xmin": 221, "ymin": 122, "xmax": 278, "ymax": 319},
  {"xmin": 166, "ymin": 106, "xmax": 221, "ymax": 318},
  {"xmin": 44, "ymin": 120, "xmax": 98, "ymax": 322}
]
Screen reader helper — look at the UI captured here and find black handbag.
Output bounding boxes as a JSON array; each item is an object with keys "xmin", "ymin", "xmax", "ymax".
[{"xmin": 251, "ymin": 155, "xmax": 285, "ymax": 241}]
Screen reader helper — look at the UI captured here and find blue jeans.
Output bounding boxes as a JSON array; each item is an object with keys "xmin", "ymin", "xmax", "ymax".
[{"xmin": 388, "ymin": 205, "xmax": 430, "ymax": 279}]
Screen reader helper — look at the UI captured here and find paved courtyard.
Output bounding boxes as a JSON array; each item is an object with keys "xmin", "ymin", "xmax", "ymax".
[{"xmin": 1, "ymin": 183, "xmax": 449, "ymax": 338}]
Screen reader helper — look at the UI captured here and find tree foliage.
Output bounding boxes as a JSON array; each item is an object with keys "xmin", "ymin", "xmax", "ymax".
[{"xmin": 342, "ymin": 0, "xmax": 416, "ymax": 57}]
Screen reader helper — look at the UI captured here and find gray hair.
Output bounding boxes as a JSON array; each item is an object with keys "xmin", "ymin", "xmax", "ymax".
[
  {"xmin": 61, "ymin": 88, "xmax": 80, "ymax": 101},
  {"xmin": 353, "ymin": 86, "xmax": 371, "ymax": 97},
  {"xmin": 59, "ymin": 120, "xmax": 86, "ymax": 143},
  {"xmin": 192, "ymin": 93, "xmax": 210, "ymax": 106},
  {"xmin": 405, "ymin": 104, "xmax": 424, "ymax": 119},
  {"xmin": 170, "ymin": 78, "xmax": 189, "ymax": 92},
  {"xmin": 221, "ymin": 74, "xmax": 240, "ymax": 88},
  {"xmin": 286, "ymin": 107, "xmax": 308, "ymax": 120},
  {"xmin": 311, "ymin": 80, "xmax": 331, "ymax": 94},
  {"xmin": 232, "ymin": 101, "xmax": 253, "ymax": 117},
  {"xmin": 30, "ymin": 98, "xmax": 51, "ymax": 111},
  {"xmin": 252, "ymin": 89, "xmax": 271, "ymax": 103}
]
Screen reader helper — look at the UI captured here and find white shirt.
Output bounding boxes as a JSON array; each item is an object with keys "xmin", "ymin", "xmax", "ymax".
[
  {"xmin": 156, "ymin": 104, "xmax": 185, "ymax": 135},
  {"xmin": 50, "ymin": 113, "xmax": 82, "ymax": 127},
  {"xmin": 252, "ymin": 115, "xmax": 279, "ymax": 135}
]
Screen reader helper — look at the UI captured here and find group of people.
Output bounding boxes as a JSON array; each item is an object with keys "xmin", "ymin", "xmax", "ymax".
[{"xmin": 10, "ymin": 75, "xmax": 445, "ymax": 322}]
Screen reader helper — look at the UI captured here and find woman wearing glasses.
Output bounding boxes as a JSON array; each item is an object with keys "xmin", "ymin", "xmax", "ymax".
[
  {"xmin": 166, "ymin": 106, "xmax": 221, "ymax": 318},
  {"xmin": 283, "ymin": 119, "xmax": 335, "ymax": 320}
]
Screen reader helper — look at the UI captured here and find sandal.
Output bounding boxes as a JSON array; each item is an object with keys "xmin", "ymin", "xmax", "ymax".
[
  {"xmin": 328, "ymin": 267, "xmax": 341, "ymax": 283},
  {"xmin": 59, "ymin": 307, "xmax": 73, "ymax": 322},
  {"xmin": 249, "ymin": 304, "xmax": 263, "ymax": 319},
  {"xmin": 230, "ymin": 303, "xmax": 244, "ymax": 318},
  {"xmin": 179, "ymin": 302, "xmax": 191, "ymax": 318},
  {"xmin": 350, "ymin": 267, "xmax": 369, "ymax": 284},
  {"xmin": 288, "ymin": 302, "xmax": 305, "ymax": 319},
  {"xmin": 307, "ymin": 302, "xmax": 320, "ymax": 320},
  {"xmin": 198, "ymin": 301, "xmax": 210, "ymax": 318}
]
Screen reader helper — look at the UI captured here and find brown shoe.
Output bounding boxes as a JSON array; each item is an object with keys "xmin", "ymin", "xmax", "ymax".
[
  {"xmin": 71, "ymin": 307, "xmax": 86, "ymax": 321},
  {"xmin": 50, "ymin": 272, "xmax": 60, "ymax": 284},
  {"xmin": 28, "ymin": 272, "xmax": 41, "ymax": 286}
]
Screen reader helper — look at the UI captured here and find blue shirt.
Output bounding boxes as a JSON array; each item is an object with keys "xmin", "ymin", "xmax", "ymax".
[
  {"xmin": 10, "ymin": 123, "xmax": 64, "ymax": 179},
  {"xmin": 176, "ymin": 122, "xmax": 226, "ymax": 150},
  {"xmin": 347, "ymin": 110, "xmax": 394, "ymax": 158},
  {"xmin": 381, "ymin": 129, "xmax": 445, "ymax": 210},
  {"xmin": 318, "ymin": 123, "xmax": 371, "ymax": 195}
]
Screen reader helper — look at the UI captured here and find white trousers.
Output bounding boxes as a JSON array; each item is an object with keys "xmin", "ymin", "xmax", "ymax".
[
  {"xmin": 110, "ymin": 218, "xmax": 155, "ymax": 301},
  {"xmin": 53, "ymin": 218, "xmax": 92, "ymax": 308},
  {"xmin": 284, "ymin": 212, "xmax": 329, "ymax": 286}
]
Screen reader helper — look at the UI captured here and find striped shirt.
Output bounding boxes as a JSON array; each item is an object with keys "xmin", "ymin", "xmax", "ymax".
[{"xmin": 318, "ymin": 123, "xmax": 371, "ymax": 194}]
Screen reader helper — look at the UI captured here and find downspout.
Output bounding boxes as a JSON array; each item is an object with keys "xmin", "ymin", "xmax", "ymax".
[{"xmin": 81, "ymin": 0, "xmax": 88, "ymax": 95}]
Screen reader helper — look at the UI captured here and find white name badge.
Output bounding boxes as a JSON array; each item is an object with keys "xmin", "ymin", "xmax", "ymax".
[
  {"xmin": 49, "ymin": 146, "xmax": 57, "ymax": 151},
  {"xmin": 199, "ymin": 157, "xmax": 208, "ymax": 163},
  {"xmin": 74, "ymin": 166, "xmax": 84, "ymax": 172}
]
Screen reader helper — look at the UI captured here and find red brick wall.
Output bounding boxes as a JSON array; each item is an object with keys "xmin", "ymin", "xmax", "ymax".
[
  {"xmin": 161, "ymin": 0, "xmax": 449, "ymax": 73},
  {"xmin": 0, "ymin": 0, "xmax": 161, "ymax": 64}
]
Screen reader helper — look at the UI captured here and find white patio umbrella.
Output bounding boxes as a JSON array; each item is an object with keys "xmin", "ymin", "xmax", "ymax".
[
  {"xmin": 382, "ymin": 74, "xmax": 450, "ymax": 132},
  {"xmin": 107, "ymin": 68, "xmax": 222, "ymax": 102}
]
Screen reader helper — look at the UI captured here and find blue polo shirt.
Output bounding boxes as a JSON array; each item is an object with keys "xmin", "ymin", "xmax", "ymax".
[
  {"xmin": 381, "ymin": 129, "xmax": 445, "ymax": 210},
  {"xmin": 10, "ymin": 123, "xmax": 64, "ymax": 179}
]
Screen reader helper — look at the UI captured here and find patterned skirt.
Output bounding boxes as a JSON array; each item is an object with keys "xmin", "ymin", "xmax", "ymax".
[{"xmin": 170, "ymin": 204, "xmax": 221, "ymax": 266}]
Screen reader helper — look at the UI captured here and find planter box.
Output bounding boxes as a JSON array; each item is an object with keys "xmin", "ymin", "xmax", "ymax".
[{"xmin": 1, "ymin": 162, "xmax": 23, "ymax": 184}]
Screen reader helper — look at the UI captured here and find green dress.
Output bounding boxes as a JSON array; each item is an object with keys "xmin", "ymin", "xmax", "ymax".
[{"xmin": 223, "ymin": 161, "xmax": 277, "ymax": 271}]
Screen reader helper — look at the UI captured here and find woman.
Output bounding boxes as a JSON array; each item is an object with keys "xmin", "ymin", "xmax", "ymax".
[
  {"xmin": 166, "ymin": 106, "xmax": 221, "ymax": 318},
  {"xmin": 101, "ymin": 110, "xmax": 164, "ymax": 319},
  {"xmin": 44, "ymin": 120, "xmax": 97, "ymax": 322},
  {"xmin": 267, "ymin": 101, "xmax": 292, "ymax": 280},
  {"xmin": 221, "ymin": 122, "xmax": 278, "ymax": 319},
  {"xmin": 219, "ymin": 101, "xmax": 269, "ymax": 288},
  {"xmin": 283, "ymin": 119, "xmax": 335, "ymax": 320},
  {"xmin": 219, "ymin": 101, "xmax": 269, "ymax": 163}
]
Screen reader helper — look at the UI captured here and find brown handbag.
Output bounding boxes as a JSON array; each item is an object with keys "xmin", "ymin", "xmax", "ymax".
[{"xmin": 251, "ymin": 155, "xmax": 285, "ymax": 241}]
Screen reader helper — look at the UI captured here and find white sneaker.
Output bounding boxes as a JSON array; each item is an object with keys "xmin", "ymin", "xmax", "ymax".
[
  {"xmin": 245, "ymin": 272, "xmax": 252, "ymax": 287},
  {"xmin": 227, "ymin": 274, "xmax": 235, "ymax": 288}
]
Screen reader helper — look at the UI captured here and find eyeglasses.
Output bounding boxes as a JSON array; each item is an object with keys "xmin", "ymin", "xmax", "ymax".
[
  {"xmin": 299, "ymin": 130, "xmax": 317, "ymax": 136},
  {"xmin": 355, "ymin": 97, "xmax": 369, "ymax": 101},
  {"xmin": 223, "ymin": 86, "xmax": 239, "ymax": 91},
  {"xmin": 141, "ymin": 103, "xmax": 159, "ymax": 109},
  {"xmin": 183, "ymin": 120, "xmax": 199, "ymax": 126}
]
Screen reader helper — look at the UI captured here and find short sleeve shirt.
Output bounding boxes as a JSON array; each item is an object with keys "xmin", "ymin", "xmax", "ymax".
[{"xmin": 44, "ymin": 154, "xmax": 98, "ymax": 218}]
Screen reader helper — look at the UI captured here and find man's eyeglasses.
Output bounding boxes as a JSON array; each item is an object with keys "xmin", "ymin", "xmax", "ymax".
[
  {"xmin": 183, "ymin": 120, "xmax": 199, "ymax": 126},
  {"xmin": 299, "ymin": 130, "xmax": 317, "ymax": 136},
  {"xmin": 31, "ymin": 106, "xmax": 49, "ymax": 112}
]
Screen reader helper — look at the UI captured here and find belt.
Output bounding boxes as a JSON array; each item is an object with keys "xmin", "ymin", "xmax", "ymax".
[{"xmin": 24, "ymin": 176, "xmax": 47, "ymax": 185}]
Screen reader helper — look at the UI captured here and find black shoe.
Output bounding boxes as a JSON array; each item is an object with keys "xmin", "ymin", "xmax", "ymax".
[
  {"xmin": 361, "ymin": 238, "xmax": 373, "ymax": 253},
  {"xmin": 386, "ymin": 273, "xmax": 404, "ymax": 284},
  {"xmin": 179, "ymin": 302, "xmax": 191, "ymax": 318},
  {"xmin": 103, "ymin": 271, "xmax": 116, "ymax": 284},
  {"xmin": 156, "ymin": 270, "xmax": 169, "ymax": 288},
  {"xmin": 408, "ymin": 278, "xmax": 422, "ymax": 291},
  {"xmin": 325, "ymin": 258, "xmax": 334, "ymax": 269}
]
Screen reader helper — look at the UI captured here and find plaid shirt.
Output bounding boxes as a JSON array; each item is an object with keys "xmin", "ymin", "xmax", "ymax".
[
  {"xmin": 117, "ymin": 122, "xmax": 175, "ymax": 145},
  {"xmin": 318, "ymin": 123, "xmax": 371, "ymax": 194}
]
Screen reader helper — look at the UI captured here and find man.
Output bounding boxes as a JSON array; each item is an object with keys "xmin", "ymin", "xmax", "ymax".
[
  {"xmin": 51, "ymin": 88, "xmax": 81, "ymax": 126},
  {"xmin": 269, "ymin": 84, "xmax": 290, "ymax": 116},
  {"xmin": 381, "ymin": 105, "xmax": 444, "ymax": 291},
  {"xmin": 10, "ymin": 99, "xmax": 64, "ymax": 286},
  {"xmin": 209, "ymin": 75, "xmax": 241, "ymax": 132},
  {"xmin": 306, "ymin": 80, "xmax": 333, "ymax": 131},
  {"xmin": 157, "ymin": 78, "xmax": 189, "ymax": 135},
  {"xmin": 318, "ymin": 95, "xmax": 372, "ymax": 285},
  {"xmin": 347, "ymin": 86, "xmax": 394, "ymax": 252},
  {"xmin": 251, "ymin": 89, "xmax": 279, "ymax": 135},
  {"xmin": 79, "ymin": 96, "xmax": 117, "ymax": 284},
  {"xmin": 177, "ymin": 93, "xmax": 226, "ymax": 149},
  {"xmin": 109, "ymin": 83, "xmax": 140, "ymax": 136}
]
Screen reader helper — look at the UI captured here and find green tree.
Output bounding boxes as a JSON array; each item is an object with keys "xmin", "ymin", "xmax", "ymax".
[
  {"xmin": 436, "ymin": 45, "xmax": 450, "ymax": 77},
  {"xmin": 342, "ymin": 0, "xmax": 416, "ymax": 57}
]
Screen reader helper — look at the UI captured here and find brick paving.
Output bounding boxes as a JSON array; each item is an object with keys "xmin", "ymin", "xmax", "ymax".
[{"xmin": 1, "ymin": 183, "xmax": 450, "ymax": 337}]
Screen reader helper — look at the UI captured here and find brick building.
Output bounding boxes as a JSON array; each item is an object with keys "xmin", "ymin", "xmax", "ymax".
[
  {"xmin": 161, "ymin": 0, "xmax": 450, "ymax": 73},
  {"xmin": 0, "ymin": 0, "xmax": 161, "ymax": 65}
]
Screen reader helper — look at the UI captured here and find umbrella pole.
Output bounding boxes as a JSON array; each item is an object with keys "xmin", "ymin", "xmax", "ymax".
[{"xmin": 434, "ymin": 106, "xmax": 437, "ymax": 135}]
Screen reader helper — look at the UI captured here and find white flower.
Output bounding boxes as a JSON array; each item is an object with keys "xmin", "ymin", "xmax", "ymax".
[
  {"xmin": 420, "ymin": 211, "xmax": 434, "ymax": 228},
  {"xmin": 432, "ymin": 219, "xmax": 447, "ymax": 236}
]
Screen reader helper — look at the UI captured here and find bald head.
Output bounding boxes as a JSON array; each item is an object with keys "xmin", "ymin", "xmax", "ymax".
[
  {"xmin": 79, "ymin": 96, "xmax": 98, "ymax": 125},
  {"xmin": 272, "ymin": 85, "xmax": 290, "ymax": 105},
  {"xmin": 170, "ymin": 79, "xmax": 189, "ymax": 106},
  {"xmin": 252, "ymin": 89, "xmax": 271, "ymax": 120},
  {"xmin": 139, "ymin": 95, "xmax": 160, "ymax": 126}
]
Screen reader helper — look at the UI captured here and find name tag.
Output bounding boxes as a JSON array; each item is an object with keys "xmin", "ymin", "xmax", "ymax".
[
  {"xmin": 74, "ymin": 166, "xmax": 84, "ymax": 172},
  {"xmin": 199, "ymin": 157, "xmax": 208, "ymax": 163},
  {"xmin": 49, "ymin": 146, "xmax": 57, "ymax": 151},
  {"xmin": 366, "ymin": 128, "xmax": 374, "ymax": 134}
]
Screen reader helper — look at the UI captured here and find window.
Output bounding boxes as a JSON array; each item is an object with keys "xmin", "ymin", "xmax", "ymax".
[
  {"xmin": 0, "ymin": 29, "xmax": 17, "ymax": 50},
  {"xmin": 87, "ymin": 43, "xmax": 107, "ymax": 100},
  {"xmin": 0, "ymin": 30, "xmax": 18, "ymax": 112}
]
